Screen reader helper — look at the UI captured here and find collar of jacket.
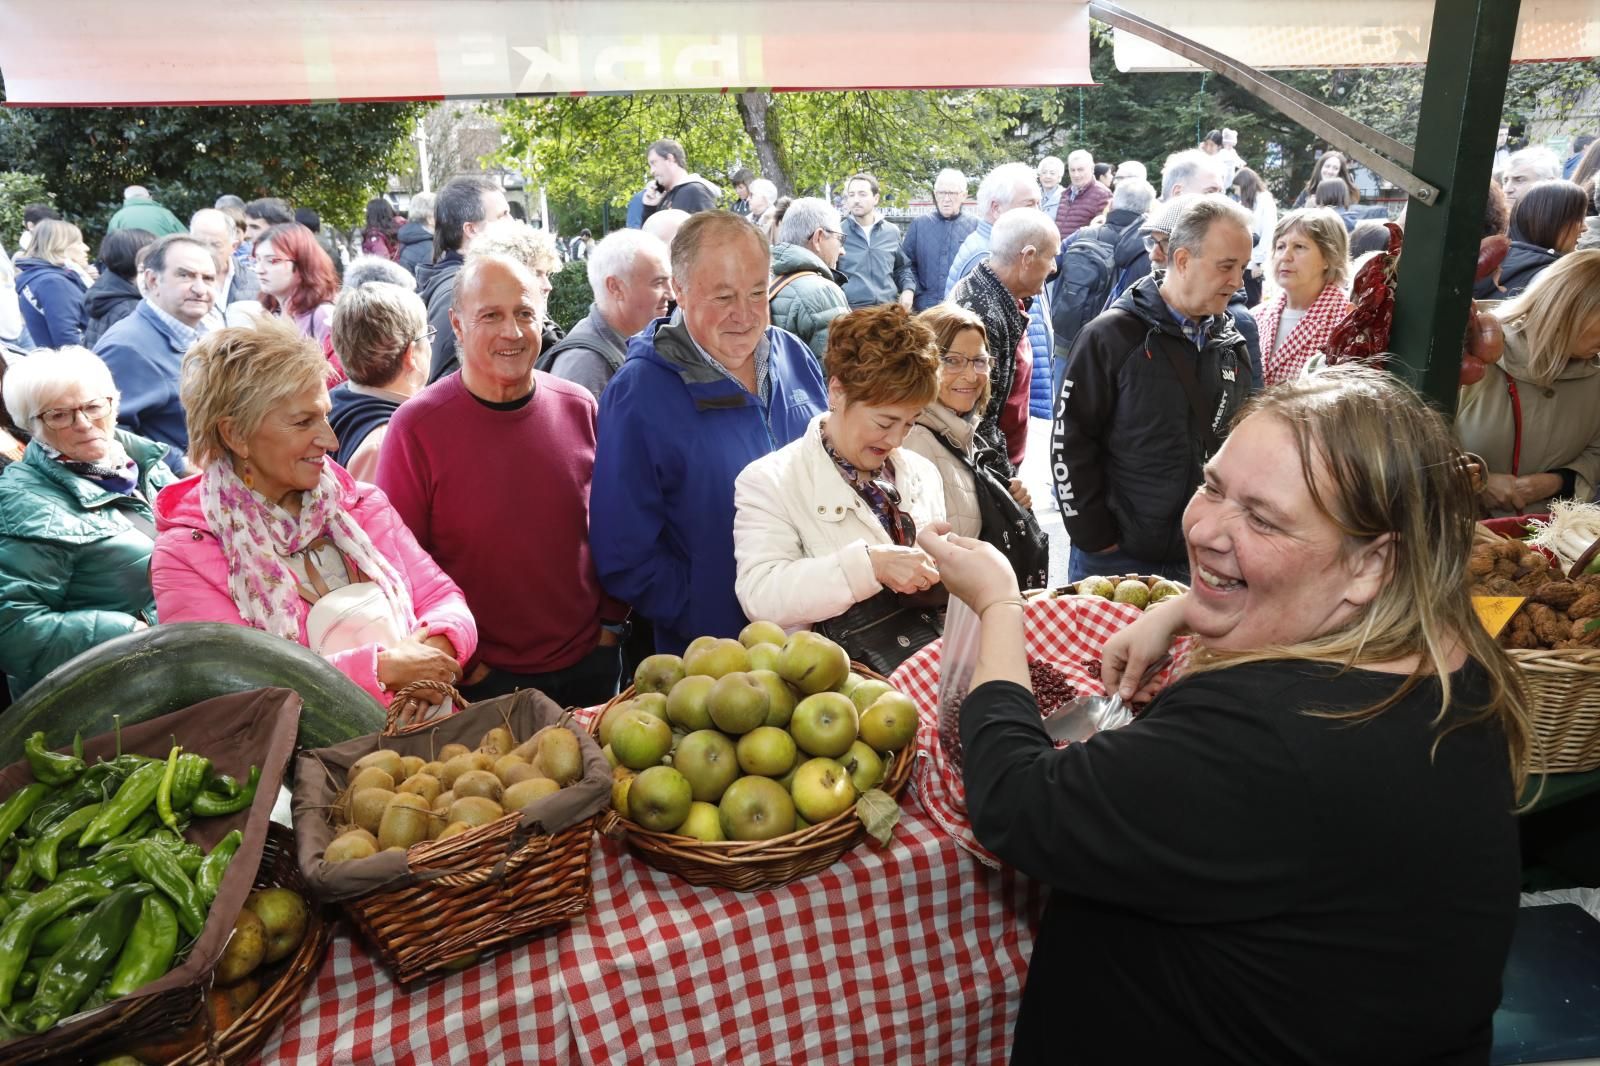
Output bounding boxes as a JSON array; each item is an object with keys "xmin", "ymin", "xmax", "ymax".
[
  {"xmin": 968, "ymin": 262, "xmax": 1031, "ymax": 324},
  {"xmin": 645, "ymin": 313, "xmax": 772, "ymax": 412},
  {"xmin": 1498, "ymin": 319, "xmax": 1600, "ymax": 389},
  {"xmin": 1115, "ymin": 272, "xmax": 1243, "ymax": 351},
  {"xmin": 796, "ymin": 414, "xmax": 893, "ymax": 526},
  {"xmin": 915, "ymin": 401, "xmax": 978, "ymax": 452},
  {"xmin": 577, "ymin": 301, "xmax": 629, "ymax": 365},
  {"xmin": 0, "ymin": 431, "xmax": 168, "ymax": 540}
]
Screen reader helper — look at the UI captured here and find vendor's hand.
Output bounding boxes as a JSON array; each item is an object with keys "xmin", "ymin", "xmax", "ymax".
[
  {"xmin": 1007, "ymin": 478, "xmax": 1032, "ymax": 509},
  {"xmin": 377, "ymin": 628, "xmax": 463, "ymax": 689},
  {"xmin": 1101, "ymin": 594, "xmax": 1189, "ymax": 701},
  {"xmin": 421, "ymin": 632, "xmax": 458, "ymax": 661},
  {"xmin": 868, "ymin": 544, "xmax": 941, "ymax": 595},
  {"xmin": 916, "ymin": 522, "xmax": 1019, "ymax": 613}
]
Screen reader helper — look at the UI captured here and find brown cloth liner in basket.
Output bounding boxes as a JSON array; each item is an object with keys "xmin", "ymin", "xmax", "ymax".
[
  {"xmin": 291, "ymin": 688, "xmax": 609, "ymax": 901},
  {"xmin": 0, "ymin": 688, "xmax": 300, "ymax": 1064}
]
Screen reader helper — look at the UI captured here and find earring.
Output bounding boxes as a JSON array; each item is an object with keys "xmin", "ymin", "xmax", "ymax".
[{"xmin": 242, "ymin": 459, "xmax": 254, "ymax": 490}]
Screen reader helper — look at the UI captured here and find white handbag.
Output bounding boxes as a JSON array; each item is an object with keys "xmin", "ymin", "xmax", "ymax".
[{"xmin": 304, "ymin": 581, "xmax": 406, "ymax": 657}]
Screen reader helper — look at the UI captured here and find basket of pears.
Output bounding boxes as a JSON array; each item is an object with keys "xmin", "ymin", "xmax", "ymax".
[{"xmin": 289, "ymin": 689, "xmax": 610, "ymax": 985}]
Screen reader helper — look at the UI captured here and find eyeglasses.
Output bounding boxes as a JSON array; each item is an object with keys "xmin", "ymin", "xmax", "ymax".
[
  {"xmin": 939, "ymin": 353, "xmax": 992, "ymax": 373},
  {"xmin": 416, "ymin": 325, "xmax": 438, "ymax": 345},
  {"xmin": 38, "ymin": 397, "xmax": 112, "ymax": 429},
  {"xmin": 822, "ymin": 229, "xmax": 844, "ymax": 241},
  {"xmin": 259, "ymin": 255, "xmax": 295, "ymax": 268},
  {"xmin": 1142, "ymin": 235, "xmax": 1168, "ymax": 254}
]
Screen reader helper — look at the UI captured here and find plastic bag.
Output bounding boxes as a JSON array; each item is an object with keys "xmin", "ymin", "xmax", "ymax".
[{"xmin": 935, "ymin": 596, "xmax": 983, "ymax": 776}]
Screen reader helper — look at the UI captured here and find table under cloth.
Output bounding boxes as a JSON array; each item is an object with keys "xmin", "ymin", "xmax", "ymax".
[{"xmin": 256, "ymin": 735, "xmax": 1046, "ymax": 1064}]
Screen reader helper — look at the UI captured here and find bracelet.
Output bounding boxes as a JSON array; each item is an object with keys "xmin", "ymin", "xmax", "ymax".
[{"xmin": 979, "ymin": 597, "xmax": 1028, "ymax": 619}]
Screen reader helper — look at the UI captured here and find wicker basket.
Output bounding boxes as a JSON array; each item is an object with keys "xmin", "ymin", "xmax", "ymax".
[
  {"xmin": 1475, "ymin": 521, "xmax": 1600, "ymax": 773},
  {"xmin": 299, "ymin": 687, "xmax": 604, "ymax": 986},
  {"xmin": 595, "ymin": 664, "xmax": 917, "ymax": 892}
]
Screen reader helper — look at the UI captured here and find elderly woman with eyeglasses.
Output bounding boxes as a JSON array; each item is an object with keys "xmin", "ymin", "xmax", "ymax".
[
  {"xmin": 733, "ymin": 304, "xmax": 948, "ymax": 671},
  {"xmin": 0, "ymin": 348, "xmax": 179, "ymax": 697}
]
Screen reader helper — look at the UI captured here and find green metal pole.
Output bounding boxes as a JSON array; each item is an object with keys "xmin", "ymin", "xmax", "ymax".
[{"xmin": 1387, "ymin": 0, "xmax": 1522, "ymax": 417}]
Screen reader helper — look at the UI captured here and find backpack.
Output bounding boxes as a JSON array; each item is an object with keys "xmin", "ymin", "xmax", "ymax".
[
  {"xmin": 932, "ymin": 432, "xmax": 1051, "ymax": 592},
  {"xmin": 1049, "ymin": 235, "xmax": 1116, "ymax": 361}
]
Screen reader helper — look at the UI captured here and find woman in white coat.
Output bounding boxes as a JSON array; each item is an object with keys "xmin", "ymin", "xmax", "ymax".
[{"xmin": 733, "ymin": 304, "xmax": 946, "ymax": 636}]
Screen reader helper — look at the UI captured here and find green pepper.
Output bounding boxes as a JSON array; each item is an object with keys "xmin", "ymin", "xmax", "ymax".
[
  {"xmin": 77, "ymin": 762, "xmax": 164, "ymax": 849},
  {"xmin": 13, "ymin": 957, "xmax": 41, "ymax": 997},
  {"xmin": 33, "ymin": 803, "xmax": 101, "ymax": 884},
  {"xmin": 195, "ymin": 830, "xmax": 242, "ymax": 905},
  {"xmin": 21, "ymin": 883, "xmax": 150, "ymax": 1032},
  {"xmin": 126, "ymin": 841, "xmax": 206, "ymax": 938},
  {"xmin": 97, "ymin": 809, "xmax": 161, "ymax": 852},
  {"xmin": 28, "ymin": 911, "xmax": 88, "ymax": 957},
  {"xmin": 4, "ymin": 846, "xmax": 35, "ymax": 891},
  {"xmin": 27, "ymin": 764, "xmax": 116, "ymax": 836},
  {"xmin": 144, "ymin": 831, "xmax": 205, "ymax": 877},
  {"xmin": 0, "ymin": 784, "xmax": 49, "ymax": 852},
  {"xmin": 171, "ymin": 753, "xmax": 211, "ymax": 811},
  {"xmin": 155, "ymin": 745, "xmax": 182, "ymax": 833},
  {"xmin": 71, "ymin": 733, "xmax": 83, "ymax": 762},
  {"xmin": 191, "ymin": 766, "xmax": 260, "ymax": 818},
  {"xmin": 106, "ymin": 894, "xmax": 177, "ymax": 997},
  {"xmin": 0, "ymin": 879, "xmax": 112, "ymax": 1007},
  {"xmin": 0, "ymin": 898, "xmax": 11, "ymax": 924},
  {"xmin": 55, "ymin": 852, "xmax": 136, "ymax": 892},
  {"xmin": 23, "ymin": 732, "xmax": 85, "ymax": 788}
]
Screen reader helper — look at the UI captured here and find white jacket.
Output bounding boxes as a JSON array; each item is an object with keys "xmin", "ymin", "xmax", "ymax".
[
  {"xmin": 1246, "ymin": 190, "xmax": 1278, "ymax": 275},
  {"xmin": 734, "ymin": 414, "xmax": 947, "ymax": 630}
]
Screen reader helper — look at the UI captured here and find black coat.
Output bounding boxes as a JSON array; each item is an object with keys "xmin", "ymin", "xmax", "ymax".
[
  {"xmin": 395, "ymin": 221, "xmax": 433, "ymax": 278},
  {"xmin": 80, "ymin": 272, "xmax": 142, "ymax": 349},
  {"xmin": 1473, "ymin": 240, "xmax": 1559, "ymax": 300}
]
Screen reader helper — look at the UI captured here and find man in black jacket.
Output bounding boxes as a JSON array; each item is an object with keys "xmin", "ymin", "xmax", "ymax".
[
  {"xmin": 1052, "ymin": 197, "xmax": 1254, "ymax": 583},
  {"xmin": 420, "ymin": 177, "xmax": 509, "ymax": 383}
]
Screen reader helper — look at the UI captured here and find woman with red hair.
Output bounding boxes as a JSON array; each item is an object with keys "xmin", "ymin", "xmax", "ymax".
[{"xmin": 254, "ymin": 222, "xmax": 344, "ymax": 384}]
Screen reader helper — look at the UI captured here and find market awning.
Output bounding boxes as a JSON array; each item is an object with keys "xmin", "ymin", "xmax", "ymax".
[
  {"xmin": 1110, "ymin": 0, "xmax": 1600, "ymax": 70},
  {"xmin": 0, "ymin": 0, "xmax": 1092, "ymax": 106}
]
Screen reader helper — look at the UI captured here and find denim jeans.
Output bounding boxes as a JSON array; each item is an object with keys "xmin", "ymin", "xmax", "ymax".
[
  {"xmin": 460, "ymin": 643, "xmax": 621, "ymax": 710},
  {"xmin": 1067, "ymin": 544, "xmax": 1191, "ymax": 585}
]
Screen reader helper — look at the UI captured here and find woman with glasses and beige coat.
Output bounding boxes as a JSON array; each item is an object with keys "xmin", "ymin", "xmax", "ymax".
[{"xmin": 0, "ymin": 348, "xmax": 179, "ymax": 696}]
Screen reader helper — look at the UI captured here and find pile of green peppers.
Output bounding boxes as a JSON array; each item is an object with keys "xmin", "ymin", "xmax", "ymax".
[{"xmin": 0, "ymin": 733, "xmax": 257, "ymax": 1037}]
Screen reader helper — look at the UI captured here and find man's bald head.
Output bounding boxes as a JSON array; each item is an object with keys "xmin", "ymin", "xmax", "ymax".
[{"xmin": 189, "ymin": 208, "xmax": 240, "ymax": 275}]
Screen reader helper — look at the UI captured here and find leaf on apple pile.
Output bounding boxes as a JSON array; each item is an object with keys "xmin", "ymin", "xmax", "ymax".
[{"xmin": 856, "ymin": 789, "xmax": 900, "ymax": 846}]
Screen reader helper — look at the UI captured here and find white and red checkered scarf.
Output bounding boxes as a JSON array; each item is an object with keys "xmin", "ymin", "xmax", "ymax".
[{"xmin": 1255, "ymin": 283, "xmax": 1353, "ymax": 386}]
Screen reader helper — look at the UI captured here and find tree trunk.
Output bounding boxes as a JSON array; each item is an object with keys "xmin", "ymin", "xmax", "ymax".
[{"xmin": 735, "ymin": 91, "xmax": 793, "ymax": 196}]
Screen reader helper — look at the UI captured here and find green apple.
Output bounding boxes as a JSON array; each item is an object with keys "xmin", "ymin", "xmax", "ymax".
[
  {"xmin": 859, "ymin": 691, "xmax": 918, "ymax": 754},
  {"xmin": 673, "ymin": 730, "xmax": 741, "ymax": 802},
  {"xmin": 718, "ymin": 775, "xmax": 796, "ymax": 841},
  {"xmin": 841, "ymin": 740, "xmax": 885, "ymax": 792},
  {"xmin": 794, "ymin": 812, "xmax": 811, "ymax": 831},
  {"xmin": 683, "ymin": 635, "xmax": 720, "ymax": 661},
  {"xmin": 631, "ymin": 692, "xmax": 669, "ymax": 723},
  {"xmin": 707, "ymin": 672, "xmax": 769, "ymax": 735},
  {"xmin": 849, "ymin": 680, "xmax": 894, "ymax": 714},
  {"xmin": 597, "ymin": 699, "xmax": 638, "ymax": 747},
  {"xmin": 790, "ymin": 757, "xmax": 858, "ymax": 823},
  {"xmin": 747, "ymin": 642, "xmax": 784, "ymax": 674},
  {"xmin": 629, "ymin": 765, "xmax": 693, "ymax": 832},
  {"xmin": 789, "ymin": 691, "xmax": 859, "ymax": 758},
  {"xmin": 777, "ymin": 764, "xmax": 799, "ymax": 792},
  {"xmin": 666, "ymin": 674, "xmax": 716, "ymax": 731},
  {"xmin": 839, "ymin": 671, "xmax": 865, "ymax": 697},
  {"xmin": 736, "ymin": 726, "xmax": 798, "ymax": 777},
  {"xmin": 684, "ymin": 637, "xmax": 751, "ymax": 679},
  {"xmin": 748, "ymin": 668, "xmax": 798, "ymax": 727},
  {"xmin": 778, "ymin": 631, "xmax": 851, "ymax": 694},
  {"xmin": 739, "ymin": 620, "xmax": 788, "ymax": 648},
  {"xmin": 611, "ymin": 709, "xmax": 673, "ymax": 770},
  {"xmin": 610, "ymin": 766, "xmax": 635, "ymax": 815},
  {"xmin": 602, "ymin": 743, "xmax": 620, "ymax": 769},
  {"xmin": 677, "ymin": 800, "xmax": 726, "ymax": 842},
  {"xmin": 634, "ymin": 653, "xmax": 686, "ymax": 695}
]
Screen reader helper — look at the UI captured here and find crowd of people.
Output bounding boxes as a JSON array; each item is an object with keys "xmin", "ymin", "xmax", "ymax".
[{"xmin": 0, "ymin": 122, "xmax": 1594, "ymax": 1061}]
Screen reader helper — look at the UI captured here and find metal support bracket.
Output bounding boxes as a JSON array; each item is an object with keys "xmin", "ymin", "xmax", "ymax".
[{"xmin": 1087, "ymin": 0, "xmax": 1439, "ymax": 204}]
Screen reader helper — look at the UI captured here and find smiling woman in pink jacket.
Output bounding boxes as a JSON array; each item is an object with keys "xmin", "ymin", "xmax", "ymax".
[{"xmin": 151, "ymin": 317, "xmax": 476, "ymax": 724}]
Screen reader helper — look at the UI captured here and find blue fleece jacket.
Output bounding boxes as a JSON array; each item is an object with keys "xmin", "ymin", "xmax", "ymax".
[
  {"xmin": 945, "ymin": 224, "xmax": 1056, "ymax": 419},
  {"xmin": 14, "ymin": 258, "xmax": 87, "ymax": 348},
  {"xmin": 590, "ymin": 317, "xmax": 825, "ymax": 654},
  {"xmin": 93, "ymin": 300, "xmax": 195, "ymax": 456}
]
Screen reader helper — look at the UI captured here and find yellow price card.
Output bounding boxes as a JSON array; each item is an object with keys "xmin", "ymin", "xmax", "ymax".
[{"xmin": 1472, "ymin": 596, "xmax": 1527, "ymax": 639}]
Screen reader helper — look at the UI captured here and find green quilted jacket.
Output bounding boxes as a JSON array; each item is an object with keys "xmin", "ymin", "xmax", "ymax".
[
  {"xmin": 0, "ymin": 432, "xmax": 177, "ymax": 696},
  {"xmin": 768, "ymin": 242, "xmax": 850, "ymax": 365}
]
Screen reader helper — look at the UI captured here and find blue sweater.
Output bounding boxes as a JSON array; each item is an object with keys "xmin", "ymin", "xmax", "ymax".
[
  {"xmin": 590, "ymin": 318, "xmax": 825, "ymax": 653},
  {"xmin": 93, "ymin": 301, "xmax": 194, "ymax": 456},
  {"xmin": 14, "ymin": 258, "xmax": 86, "ymax": 349},
  {"xmin": 903, "ymin": 210, "xmax": 978, "ymax": 311},
  {"xmin": 946, "ymin": 225, "xmax": 1056, "ymax": 419}
]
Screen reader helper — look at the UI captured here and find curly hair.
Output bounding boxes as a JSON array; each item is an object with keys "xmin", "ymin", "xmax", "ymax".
[
  {"xmin": 467, "ymin": 217, "xmax": 565, "ymax": 277},
  {"xmin": 823, "ymin": 304, "xmax": 941, "ymax": 410},
  {"xmin": 256, "ymin": 223, "xmax": 340, "ymax": 318}
]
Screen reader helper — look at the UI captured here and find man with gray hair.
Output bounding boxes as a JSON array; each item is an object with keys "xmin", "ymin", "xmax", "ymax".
[
  {"xmin": 1160, "ymin": 149, "xmax": 1227, "ymax": 200},
  {"xmin": 396, "ymin": 191, "xmax": 435, "ymax": 277},
  {"xmin": 342, "ymin": 254, "xmax": 417, "ymax": 292},
  {"xmin": 538, "ymin": 228, "xmax": 672, "ymax": 399},
  {"xmin": 747, "ymin": 178, "xmax": 778, "ymax": 229},
  {"xmin": 1037, "ymin": 156, "xmax": 1066, "ymax": 218},
  {"xmin": 902, "ymin": 168, "xmax": 976, "ymax": 311},
  {"xmin": 108, "ymin": 184, "xmax": 186, "ymax": 238},
  {"xmin": 1502, "ymin": 145, "xmax": 1562, "ymax": 209},
  {"xmin": 952, "ymin": 208, "xmax": 1061, "ymax": 473},
  {"xmin": 768, "ymin": 196, "xmax": 849, "ymax": 361},
  {"xmin": 1051, "ymin": 197, "xmax": 1253, "ymax": 585},
  {"xmin": 1054, "ymin": 149, "xmax": 1111, "ymax": 240},
  {"xmin": 189, "ymin": 208, "xmax": 259, "ymax": 308}
]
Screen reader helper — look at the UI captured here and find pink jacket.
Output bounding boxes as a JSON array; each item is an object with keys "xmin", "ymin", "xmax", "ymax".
[{"xmin": 150, "ymin": 461, "xmax": 477, "ymax": 705}]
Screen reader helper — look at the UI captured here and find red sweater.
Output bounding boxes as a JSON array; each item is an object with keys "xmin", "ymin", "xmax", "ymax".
[{"xmin": 374, "ymin": 372, "xmax": 624, "ymax": 675}]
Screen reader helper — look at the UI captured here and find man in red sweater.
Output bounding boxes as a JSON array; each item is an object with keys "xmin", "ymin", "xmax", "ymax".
[
  {"xmin": 1054, "ymin": 149, "xmax": 1111, "ymax": 241},
  {"xmin": 376, "ymin": 254, "xmax": 627, "ymax": 706}
]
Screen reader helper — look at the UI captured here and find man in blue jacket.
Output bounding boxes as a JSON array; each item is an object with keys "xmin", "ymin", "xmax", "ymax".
[
  {"xmin": 93, "ymin": 234, "xmax": 215, "ymax": 459},
  {"xmin": 591, "ymin": 212, "xmax": 825, "ymax": 654},
  {"xmin": 902, "ymin": 169, "xmax": 977, "ymax": 311}
]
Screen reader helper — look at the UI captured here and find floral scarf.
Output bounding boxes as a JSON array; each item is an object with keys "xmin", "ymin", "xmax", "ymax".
[
  {"xmin": 820, "ymin": 424, "xmax": 914, "ymax": 546},
  {"xmin": 199, "ymin": 459, "xmax": 416, "ymax": 642},
  {"xmin": 44, "ymin": 439, "xmax": 139, "ymax": 496}
]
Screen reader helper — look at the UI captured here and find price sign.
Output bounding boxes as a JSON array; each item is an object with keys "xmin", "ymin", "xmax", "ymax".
[{"xmin": 1472, "ymin": 596, "xmax": 1526, "ymax": 639}]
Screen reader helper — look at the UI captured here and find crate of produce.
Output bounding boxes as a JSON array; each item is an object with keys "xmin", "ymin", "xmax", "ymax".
[
  {"xmin": 592, "ymin": 624, "xmax": 919, "ymax": 892},
  {"xmin": 0, "ymin": 688, "xmax": 299, "ymax": 1064},
  {"xmin": 291, "ymin": 687, "xmax": 609, "ymax": 986},
  {"xmin": 1045, "ymin": 573, "xmax": 1188, "ymax": 609},
  {"xmin": 1472, "ymin": 516, "xmax": 1600, "ymax": 773}
]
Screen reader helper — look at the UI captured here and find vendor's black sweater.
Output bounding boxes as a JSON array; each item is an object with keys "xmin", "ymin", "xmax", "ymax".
[{"xmin": 961, "ymin": 659, "xmax": 1518, "ymax": 1066}]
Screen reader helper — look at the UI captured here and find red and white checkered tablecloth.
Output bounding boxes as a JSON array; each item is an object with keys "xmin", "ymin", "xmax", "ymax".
[
  {"xmin": 256, "ymin": 755, "xmax": 1046, "ymax": 1064},
  {"xmin": 892, "ymin": 595, "xmax": 1192, "ymax": 868}
]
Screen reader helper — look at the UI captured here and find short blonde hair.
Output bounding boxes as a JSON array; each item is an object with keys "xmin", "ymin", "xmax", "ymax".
[
  {"xmin": 181, "ymin": 317, "xmax": 330, "ymax": 469},
  {"xmin": 331, "ymin": 283, "xmax": 427, "ymax": 387},
  {"xmin": 28, "ymin": 219, "xmax": 84, "ymax": 267},
  {"xmin": 916, "ymin": 303, "xmax": 992, "ymax": 413},
  {"xmin": 467, "ymin": 218, "xmax": 564, "ymax": 277},
  {"xmin": 2, "ymin": 346, "xmax": 118, "ymax": 427},
  {"xmin": 1271, "ymin": 208, "xmax": 1350, "ymax": 290},
  {"xmin": 824, "ymin": 304, "xmax": 941, "ymax": 409},
  {"xmin": 1494, "ymin": 249, "xmax": 1600, "ymax": 386}
]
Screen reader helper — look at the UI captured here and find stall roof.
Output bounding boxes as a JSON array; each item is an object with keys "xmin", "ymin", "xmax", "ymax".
[
  {"xmin": 1111, "ymin": 0, "xmax": 1600, "ymax": 69},
  {"xmin": 0, "ymin": 0, "xmax": 1092, "ymax": 106}
]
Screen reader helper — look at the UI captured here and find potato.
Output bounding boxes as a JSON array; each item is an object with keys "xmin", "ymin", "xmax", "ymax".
[
  {"xmin": 347, "ymin": 749, "xmax": 404, "ymax": 786},
  {"xmin": 453, "ymin": 769, "xmax": 504, "ymax": 802},
  {"xmin": 348, "ymin": 788, "xmax": 394, "ymax": 836},
  {"xmin": 349, "ymin": 766, "xmax": 395, "ymax": 795},
  {"xmin": 208, "ymin": 974, "xmax": 262, "ymax": 1032},
  {"xmin": 378, "ymin": 793, "xmax": 434, "ymax": 850},
  {"xmin": 245, "ymin": 887, "xmax": 310, "ymax": 964},
  {"xmin": 215, "ymin": 909, "xmax": 266, "ymax": 985}
]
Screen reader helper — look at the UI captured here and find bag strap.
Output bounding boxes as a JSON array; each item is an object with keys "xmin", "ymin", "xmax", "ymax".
[
  {"xmin": 1506, "ymin": 376, "xmax": 1523, "ymax": 477},
  {"xmin": 1163, "ymin": 345, "xmax": 1223, "ymax": 458},
  {"xmin": 768, "ymin": 270, "xmax": 821, "ymax": 302}
]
